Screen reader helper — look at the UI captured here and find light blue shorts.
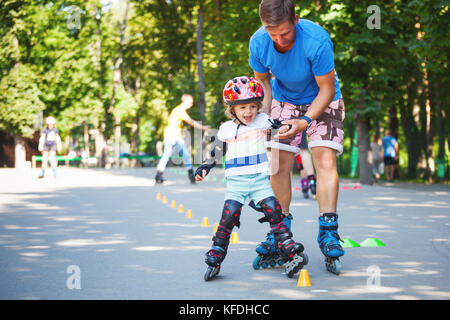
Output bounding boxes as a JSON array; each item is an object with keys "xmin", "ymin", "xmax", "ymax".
[{"xmin": 224, "ymin": 173, "xmax": 275, "ymax": 204}]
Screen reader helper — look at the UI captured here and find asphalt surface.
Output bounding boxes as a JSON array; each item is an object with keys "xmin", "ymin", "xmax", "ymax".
[{"xmin": 0, "ymin": 167, "xmax": 449, "ymax": 300}]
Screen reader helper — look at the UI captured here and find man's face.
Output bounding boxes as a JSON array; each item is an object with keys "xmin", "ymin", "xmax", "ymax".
[{"xmin": 264, "ymin": 16, "xmax": 299, "ymax": 52}]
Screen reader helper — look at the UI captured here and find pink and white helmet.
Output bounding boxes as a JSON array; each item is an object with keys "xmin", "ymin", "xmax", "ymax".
[
  {"xmin": 223, "ymin": 76, "xmax": 264, "ymax": 106},
  {"xmin": 46, "ymin": 116, "xmax": 56, "ymax": 125}
]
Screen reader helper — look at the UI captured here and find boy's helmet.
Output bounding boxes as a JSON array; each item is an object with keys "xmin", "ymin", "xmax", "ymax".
[
  {"xmin": 223, "ymin": 76, "xmax": 264, "ymax": 106},
  {"xmin": 46, "ymin": 116, "xmax": 56, "ymax": 125}
]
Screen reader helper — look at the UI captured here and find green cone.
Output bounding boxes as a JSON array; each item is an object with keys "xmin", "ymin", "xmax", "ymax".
[
  {"xmin": 360, "ymin": 237, "xmax": 386, "ymax": 247},
  {"xmin": 340, "ymin": 238, "xmax": 360, "ymax": 248}
]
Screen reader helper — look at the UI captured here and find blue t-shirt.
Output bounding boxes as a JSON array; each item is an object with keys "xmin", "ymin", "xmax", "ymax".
[
  {"xmin": 381, "ymin": 135, "xmax": 398, "ymax": 158},
  {"xmin": 249, "ymin": 19, "xmax": 341, "ymax": 105}
]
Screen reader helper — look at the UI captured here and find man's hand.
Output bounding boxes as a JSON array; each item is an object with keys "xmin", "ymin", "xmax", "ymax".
[{"xmin": 274, "ymin": 119, "xmax": 309, "ymax": 139}]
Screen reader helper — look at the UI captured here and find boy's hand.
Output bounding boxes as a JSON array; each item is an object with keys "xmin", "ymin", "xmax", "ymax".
[
  {"xmin": 195, "ymin": 162, "xmax": 216, "ymax": 181},
  {"xmin": 274, "ymin": 119, "xmax": 306, "ymax": 139},
  {"xmin": 195, "ymin": 170, "xmax": 207, "ymax": 181},
  {"xmin": 277, "ymin": 124, "xmax": 291, "ymax": 135}
]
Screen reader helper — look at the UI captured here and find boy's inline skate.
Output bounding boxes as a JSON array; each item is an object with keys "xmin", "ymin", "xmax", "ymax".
[
  {"xmin": 253, "ymin": 215, "xmax": 293, "ymax": 269},
  {"xmin": 204, "ymin": 245, "xmax": 227, "ymax": 281},
  {"xmin": 318, "ymin": 213, "xmax": 345, "ymax": 275},
  {"xmin": 250, "ymin": 199, "xmax": 308, "ymax": 278},
  {"xmin": 204, "ymin": 226, "xmax": 231, "ymax": 281}
]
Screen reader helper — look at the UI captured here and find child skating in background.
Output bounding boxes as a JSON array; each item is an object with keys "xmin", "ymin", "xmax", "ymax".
[
  {"xmin": 295, "ymin": 133, "xmax": 317, "ymax": 200},
  {"xmin": 38, "ymin": 116, "xmax": 62, "ymax": 178},
  {"xmin": 195, "ymin": 76, "xmax": 308, "ymax": 281}
]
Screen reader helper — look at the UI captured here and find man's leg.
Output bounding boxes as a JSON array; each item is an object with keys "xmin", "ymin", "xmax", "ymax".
[
  {"xmin": 176, "ymin": 140, "xmax": 195, "ymax": 183},
  {"xmin": 311, "ymin": 146, "xmax": 338, "ymax": 213},
  {"xmin": 156, "ymin": 140, "xmax": 173, "ymax": 173},
  {"xmin": 269, "ymin": 149, "xmax": 295, "ymax": 214}
]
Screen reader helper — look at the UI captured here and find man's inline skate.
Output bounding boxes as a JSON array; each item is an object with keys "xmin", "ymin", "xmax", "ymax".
[
  {"xmin": 318, "ymin": 213, "xmax": 345, "ymax": 275},
  {"xmin": 154, "ymin": 170, "xmax": 165, "ymax": 184}
]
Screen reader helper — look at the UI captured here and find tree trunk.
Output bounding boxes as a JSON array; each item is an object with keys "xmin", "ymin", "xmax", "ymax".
[
  {"xmin": 92, "ymin": 6, "xmax": 107, "ymax": 167},
  {"xmin": 14, "ymin": 134, "xmax": 26, "ymax": 169},
  {"xmin": 399, "ymin": 79, "xmax": 420, "ymax": 178},
  {"xmin": 424, "ymin": 68, "xmax": 435, "ymax": 182},
  {"xmin": 83, "ymin": 123, "xmax": 90, "ymax": 158},
  {"xmin": 196, "ymin": 4, "xmax": 206, "ymax": 119},
  {"xmin": 356, "ymin": 116, "xmax": 373, "ymax": 185},
  {"xmin": 108, "ymin": 0, "xmax": 130, "ymax": 168}
]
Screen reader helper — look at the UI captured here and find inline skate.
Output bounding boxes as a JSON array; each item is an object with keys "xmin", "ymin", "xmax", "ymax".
[
  {"xmin": 154, "ymin": 170, "xmax": 165, "ymax": 184},
  {"xmin": 253, "ymin": 212, "xmax": 308, "ymax": 278},
  {"xmin": 301, "ymin": 178, "xmax": 309, "ymax": 199},
  {"xmin": 204, "ymin": 244, "xmax": 227, "ymax": 281},
  {"xmin": 318, "ymin": 213, "xmax": 344, "ymax": 275},
  {"xmin": 308, "ymin": 175, "xmax": 317, "ymax": 200}
]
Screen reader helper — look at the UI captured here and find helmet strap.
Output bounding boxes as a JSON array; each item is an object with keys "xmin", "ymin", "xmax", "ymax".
[{"xmin": 230, "ymin": 109, "xmax": 246, "ymax": 126}]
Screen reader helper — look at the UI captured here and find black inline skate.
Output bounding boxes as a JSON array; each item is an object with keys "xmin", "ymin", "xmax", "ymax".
[
  {"xmin": 154, "ymin": 170, "xmax": 165, "ymax": 184},
  {"xmin": 204, "ymin": 241, "xmax": 228, "ymax": 281}
]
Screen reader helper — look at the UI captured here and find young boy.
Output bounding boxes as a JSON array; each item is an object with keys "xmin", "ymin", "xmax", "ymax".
[{"xmin": 195, "ymin": 76, "xmax": 308, "ymax": 281}]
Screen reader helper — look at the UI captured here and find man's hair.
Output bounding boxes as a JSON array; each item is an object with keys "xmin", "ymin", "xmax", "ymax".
[
  {"xmin": 181, "ymin": 94, "xmax": 193, "ymax": 103},
  {"xmin": 259, "ymin": 0, "xmax": 296, "ymax": 27}
]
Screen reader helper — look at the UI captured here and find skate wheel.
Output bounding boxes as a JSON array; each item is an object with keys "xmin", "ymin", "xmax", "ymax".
[
  {"xmin": 325, "ymin": 257, "xmax": 341, "ymax": 275},
  {"xmin": 252, "ymin": 256, "xmax": 262, "ymax": 270},
  {"xmin": 277, "ymin": 258, "xmax": 284, "ymax": 266},
  {"xmin": 261, "ymin": 261, "xmax": 269, "ymax": 269},
  {"xmin": 204, "ymin": 265, "xmax": 220, "ymax": 281},
  {"xmin": 285, "ymin": 253, "xmax": 307, "ymax": 278},
  {"xmin": 269, "ymin": 260, "xmax": 277, "ymax": 267}
]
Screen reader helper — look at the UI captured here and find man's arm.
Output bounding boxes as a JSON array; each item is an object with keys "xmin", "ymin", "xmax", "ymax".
[
  {"xmin": 183, "ymin": 116, "xmax": 209, "ymax": 131},
  {"xmin": 276, "ymin": 69, "xmax": 335, "ymax": 139},
  {"xmin": 254, "ymin": 71, "xmax": 272, "ymax": 115}
]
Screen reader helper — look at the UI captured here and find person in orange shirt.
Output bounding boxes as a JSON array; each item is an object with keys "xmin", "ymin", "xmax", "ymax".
[{"xmin": 154, "ymin": 94, "xmax": 209, "ymax": 184}]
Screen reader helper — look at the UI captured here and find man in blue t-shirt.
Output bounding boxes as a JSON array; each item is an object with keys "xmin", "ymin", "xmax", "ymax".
[
  {"xmin": 249, "ymin": 0, "xmax": 345, "ymax": 274},
  {"xmin": 381, "ymin": 129, "xmax": 399, "ymax": 182}
]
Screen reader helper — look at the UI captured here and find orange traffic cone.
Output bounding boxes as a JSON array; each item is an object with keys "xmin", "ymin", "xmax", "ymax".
[
  {"xmin": 170, "ymin": 200, "xmax": 176, "ymax": 208},
  {"xmin": 178, "ymin": 204, "xmax": 184, "ymax": 213},
  {"xmin": 201, "ymin": 217, "xmax": 210, "ymax": 227},
  {"xmin": 297, "ymin": 269, "xmax": 311, "ymax": 287},
  {"xmin": 186, "ymin": 209, "xmax": 193, "ymax": 219},
  {"xmin": 156, "ymin": 192, "xmax": 161, "ymax": 200},
  {"xmin": 230, "ymin": 231, "xmax": 240, "ymax": 244},
  {"xmin": 162, "ymin": 196, "xmax": 168, "ymax": 204}
]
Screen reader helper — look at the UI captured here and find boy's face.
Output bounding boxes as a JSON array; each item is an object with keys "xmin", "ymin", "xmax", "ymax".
[{"xmin": 233, "ymin": 103, "xmax": 259, "ymax": 125}]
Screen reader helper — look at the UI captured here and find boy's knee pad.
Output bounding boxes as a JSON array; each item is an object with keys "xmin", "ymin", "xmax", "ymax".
[
  {"xmin": 257, "ymin": 196, "xmax": 284, "ymax": 225},
  {"xmin": 219, "ymin": 199, "xmax": 243, "ymax": 229}
]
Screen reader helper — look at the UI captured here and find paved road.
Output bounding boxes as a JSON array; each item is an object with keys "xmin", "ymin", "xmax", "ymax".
[{"xmin": 0, "ymin": 167, "xmax": 449, "ymax": 300}]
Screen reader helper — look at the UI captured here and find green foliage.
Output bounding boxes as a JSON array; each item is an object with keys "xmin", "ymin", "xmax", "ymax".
[{"xmin": 0, "ymin": 0, "xmax": 447, "ymax": 179}]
